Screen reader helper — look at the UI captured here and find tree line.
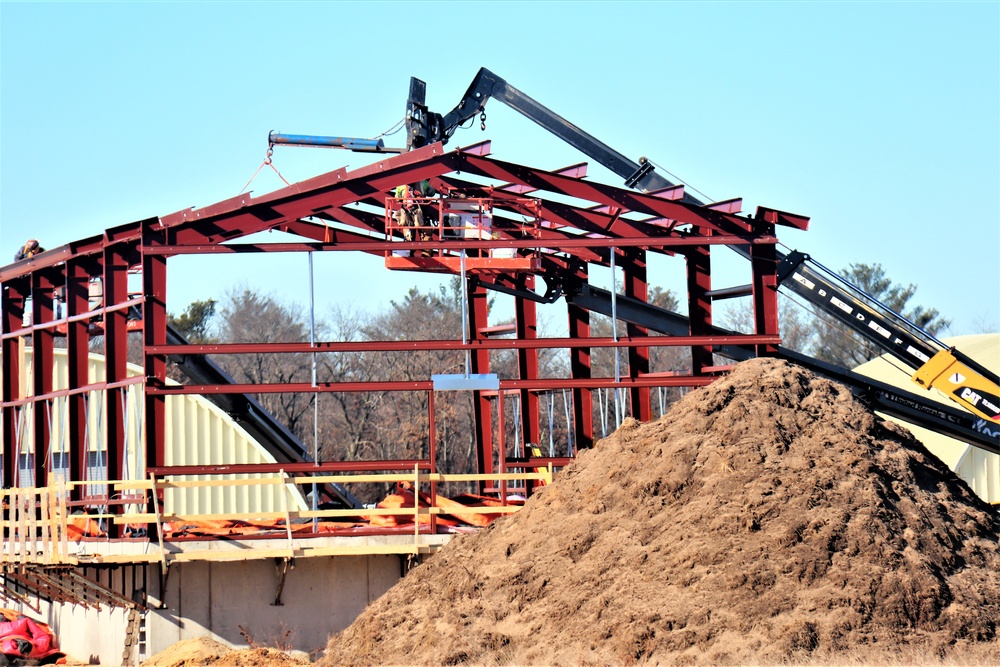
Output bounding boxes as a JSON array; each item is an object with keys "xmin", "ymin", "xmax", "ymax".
[{"xmin": 167, "ymin": 263, "xmax": 948, "ymax": 501}]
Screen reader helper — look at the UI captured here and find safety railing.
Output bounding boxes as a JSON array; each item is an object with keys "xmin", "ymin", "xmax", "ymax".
[
  {"xmin": 1, "ymin": 480, "xmax": 72, "ymax": 565},
  {"xmin": 384, "ymin": 195, "xmax": 543, "ymax": 263},
  {"xmin": 1, "ymin": 467, "xmax": 552, "ymax": 566}
]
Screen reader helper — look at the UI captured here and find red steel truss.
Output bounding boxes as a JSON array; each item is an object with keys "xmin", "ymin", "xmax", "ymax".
[{"xmin": 1, "ymin": 140, "xmax": 807, "ymax": 523}]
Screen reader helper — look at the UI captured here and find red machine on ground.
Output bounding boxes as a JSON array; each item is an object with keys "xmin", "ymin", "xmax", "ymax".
[{"xmin": 0, "ymin": 609, "xmax": 63, "ymax": 665}]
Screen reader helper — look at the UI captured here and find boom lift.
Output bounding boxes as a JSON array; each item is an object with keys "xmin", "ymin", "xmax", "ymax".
[
  {"xmin": 401, "ymin": 67, "xmax": 999, "ymax": 429},
  {"xmin": 272, "ymin": 67, "xmax": 1000, "ymax": 449}
]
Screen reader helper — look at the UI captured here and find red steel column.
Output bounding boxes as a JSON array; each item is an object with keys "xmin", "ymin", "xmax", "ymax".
[
  {"xmin": 427, "ymin": 390, "xmax": 437, "ymax": 534},
  {"xmin": 685, "ymin": 229, "xmax": 713, "ymax": 375},
  {"xmin": 2, "ymin": 279, "xmax": 27, "ymax": 488},
  {"xmin": 103, "ymin": 244, "xmax": 128, "ymax": 496},
  {"xmin": 624, "ymin": 248, "xmax": 651, "ymax": 421},
  {"xmin": 468, "ymin": 281, "xmax": 493, "ymax": 483},
  {"xmin": 567, "ymin": 286, "xmax": 593, "ymax": 449},
  {"xmin": 66, "ymin": 259, "xmax": 92, "ymax": 499},
  {"xmin": 751, "ymin": 218, "xmax": 780, "ymax": 356},
  {"xmin": 142, "ymin": 222, "xmax": 168, "ymax": 472},
  {"xmin": 31, "ymin": 271, "xmax": 55, "ymax": 486},
  {"xmin": 515, "ymin": 277, "xmax": 540, "ymax": 448}
]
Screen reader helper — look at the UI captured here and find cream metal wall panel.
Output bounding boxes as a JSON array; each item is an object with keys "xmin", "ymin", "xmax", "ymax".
[
  {"xmin": 854, "ymin": 334, "xmax": 1000, "ymax": 504},
  {"xmin": 4, "ymin": 349, "xmax": 307, "ymax": 514}
]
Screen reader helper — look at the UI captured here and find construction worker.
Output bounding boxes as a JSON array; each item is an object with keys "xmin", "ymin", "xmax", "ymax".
[
  {"xmin": 14, "ymin": 239, "xmax": 43, "ymax": 262},
  {"xmin": 393, "ymin": 180, "xmax": 436, "ymax": 256}
]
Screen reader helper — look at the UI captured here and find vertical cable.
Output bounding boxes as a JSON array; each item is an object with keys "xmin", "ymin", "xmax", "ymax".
[
  {"xmin": 460, "ymin": 249, "xmax": 470, "ymax": 376},
  {"xmin": 308, "ymin": 252, "xmax": 318, "ymax": 531},
  {"xmin": 562, "ymin": 389, "xmax": 573, "ymax": 457},
  {"xmin": 610, "ymin": 247, "xmax": 621, "ymax": 428}
]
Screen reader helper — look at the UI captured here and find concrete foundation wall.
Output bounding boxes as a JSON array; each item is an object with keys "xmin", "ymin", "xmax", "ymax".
[
  {"xmin": 51, "ymin": 603, "xmax": 134, "ymax": 665},
  {"xmin": 10, "ymin": 555, "xmax": 405, "ymax": 665},
  {"xmin": 148, "ymin": 555, "xmax": 403, "ymax": 658}
]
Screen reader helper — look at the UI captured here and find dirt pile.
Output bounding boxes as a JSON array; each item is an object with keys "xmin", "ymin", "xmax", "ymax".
[
  {"xmin": 319, "ymin": 358, "xmax": 1000, "ymax": 666},
  {"xmin": 142, "ymin": 637, "xmax": 232, "ymax": 667},
  {"xmin": 142, "ymin": 637, "xmax": 309, "ymax": 667},
  {"xmin": 214, "ymin": 647, "xmax": 310, "ymax": 666}
]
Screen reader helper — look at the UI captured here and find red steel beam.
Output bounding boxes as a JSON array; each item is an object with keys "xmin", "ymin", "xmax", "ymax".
[
  {"xmin": 441, "ymin": 151, "xmax": 753, "ymax": 237},
  {"xmin": 144, "ymin": 333, "xmax": 780, "ymax": 356},
  {"xmin": 66, "ymin": 258, "xmax": 92, "ymax": 500},
  {"xmin": 686, "ymin": 228, "xmax": 714, "ymax": 375},
  {"xmin": 0, "ymin": 296, "xmax": 145, "ymax": 342},
  {"xmin": 162, "ymin": 142, "xmax": 477, "ymax": 246},
  {"xmin": 2, "ymin": 279, "xmax": 27, "ymax": 487},
  {"xmin": 469, "ymin": 281, "xmax": 493, "ymax": 484},
  {"xmin": 0, "ymin": 139, "xmax": 793, "ymax": 510},
  {"xmin": 568, "ymin": 283, "xmax": 594, "ymax": 450},
  {"xmin": 751, "ymin": 217, "xmax": 780, "ymax": 356},
  {"xmin": 624, "ymin": 248, "xmax": 651, "ymax": 421},
  {"xmin": 103, "ymin": 244, "xmax": 129, "ymax": 502},
  {"xmin": 1, "ymin": 377, "xmax": 145, "ymax": 409},
  {"xmin": 141, "ymin": 233, "xmax": 778, "ymax": 257},
  {"xmin": 516, "ymin": 276, "xmax": 541, "ymax": 448},
  {"xmin": 142, "ymin": 221, "xmax": 168, "ymax": 471},
  {"xmin": 148, "ymin": 459, "xmax": 433, "ymax": 476},
  {"xmin": 31, "ymin": 270, "xmax": 55, "ymax": 486}
]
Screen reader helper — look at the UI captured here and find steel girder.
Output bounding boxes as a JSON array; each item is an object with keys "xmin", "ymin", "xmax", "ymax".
[{"xmin": 1, "ymin": 139, "xmax": 786, "ymax": 494}]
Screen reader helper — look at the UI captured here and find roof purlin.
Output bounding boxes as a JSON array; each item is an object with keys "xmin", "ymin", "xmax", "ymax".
[
  {"xmin": 442, "ymin": 152, "xmax": 755, "ymax": 237},
  {"xmin": 159, "ymin": 142, "xmax": 468, "ymax": 246}
]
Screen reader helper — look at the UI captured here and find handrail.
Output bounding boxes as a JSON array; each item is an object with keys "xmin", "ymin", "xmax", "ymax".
[
  {"xmin": 0, "ymin": 467, "xmax": 554, "ymax": 565},
  {"xmin": 1, "ymin": 480, "xmax": 71, "ymax": 565}
]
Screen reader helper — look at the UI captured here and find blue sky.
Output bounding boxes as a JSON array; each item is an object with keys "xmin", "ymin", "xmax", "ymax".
[{"xmin": 2, "ymin": 1, "xmax": 998, "ymax": 337}]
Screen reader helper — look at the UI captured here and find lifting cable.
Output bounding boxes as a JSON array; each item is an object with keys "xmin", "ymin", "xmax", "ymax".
[
  {"xmin": 610, "ymin": 247, "xmax": 623, "ymax": 429},
  {"xmin": 512, "ymin": 394, "xmax": 521, "ymax": 459},
  {"xmin": 239, "ymin": 144, "xmax": 291, "ymax": 195},
  {"xmin": 562, "ymin": 389, "xmax": 573, "ymax": 457},
  {"xmin": 14, "ymin": 405, "xmax": 26, "ymax": 487},
  {"xmin": 547, "ymin": 392, "xmax": 555, "ymax": 457},
  {"xmin": 597, "ymin": 388, "xmax": 608, "ymax": 440},
  {"xmin": 94, "ymin": 390, "xmax": 109, "ymax": 520},
  {"xmin": 780, "ymin": 289, "xmax": 917, "ymax": 385},
  {"xmin": 58, "ymin": 396, "xmax": 68, "ymax": 478},
  {"xmin": 120, "ymin": 387, "xmax": 130, "ymax": 491},
  {"xmin": 373, "ymin": 117, "xmax": 406, "ymax": 140},
  {"xmin": 644, "ymin": 157, "xmax": 715, "ymax": 204},
  {"xmin": 81, "ymin": 392, "xmax": 89, "ymax": 495},
  {"xmin": 308, "ymin": 251, "xmax": 319, "ymax": 532},
  {"xmin": 126, "ymin": 385, "xmax": 148, "ymax": 534},
  {"xmin": 44, "ymin": 399, "xmax": 53, "ymax": 485}
]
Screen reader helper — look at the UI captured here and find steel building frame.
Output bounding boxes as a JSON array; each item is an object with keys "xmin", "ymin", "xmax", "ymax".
[{"xmin": 1, "ymin": 140, "xmax": 804, "ymax": 531}]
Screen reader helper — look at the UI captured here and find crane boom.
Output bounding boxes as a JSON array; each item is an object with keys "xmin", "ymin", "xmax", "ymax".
[
  {"xmin": 406, "ymin": 67, "xmax": 1000, "ymax": 430},
  {"xmin": 269, "ymin": 67, "xmax": 999, "ymax": 442}
]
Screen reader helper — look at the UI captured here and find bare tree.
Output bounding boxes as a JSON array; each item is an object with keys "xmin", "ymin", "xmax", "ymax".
[
  {"xmin": 811, "ymin": 262, "xmax": 950, "ymax": 368},
  {"xmin": 719, "ymin": 295, "xmax": 817, "ymax": 358},
  {"xmin": 215, "ymin": 288, "xmax": 315, "ymax": 440}
]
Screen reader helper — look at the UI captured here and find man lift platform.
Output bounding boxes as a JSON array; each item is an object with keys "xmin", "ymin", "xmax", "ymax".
[{"xmin": 383, "ymin": 192, "xmax": 544, "ymax": 274}]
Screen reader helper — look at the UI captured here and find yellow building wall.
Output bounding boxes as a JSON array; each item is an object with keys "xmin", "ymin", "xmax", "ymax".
[{"xmin": 1, "ymin": 348, "xmax": 307, "ymax": 514}]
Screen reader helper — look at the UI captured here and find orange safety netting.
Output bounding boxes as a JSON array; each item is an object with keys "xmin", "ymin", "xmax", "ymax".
[
  {"xmin": 362, "ymin": 482, "xmax": 520, "ymax": 528},
  {"xmin": 158, "ymin": 484, "xmax": 521, "ymax": 538},
  {"xmin": 65, "ymin": 516, "xmax": 105, "ymax": 540}
]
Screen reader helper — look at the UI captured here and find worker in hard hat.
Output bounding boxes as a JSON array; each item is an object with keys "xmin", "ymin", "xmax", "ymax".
[
  {"xmin": 14, "ymin": 239, "xmax": 43, "ymax": 262},
  {"xmin": 393, "ymin": 180, "xmax": 436, "ymax": 257}
]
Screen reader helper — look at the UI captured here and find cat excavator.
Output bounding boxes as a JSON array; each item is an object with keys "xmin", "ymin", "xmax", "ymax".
[{"xmin": 270, "ymin": 67, "xmax": 1000, "ymax": 452}]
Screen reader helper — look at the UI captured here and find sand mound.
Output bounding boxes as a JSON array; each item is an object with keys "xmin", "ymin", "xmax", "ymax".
[
  {"xmin": 319, "ymin": 358, "xmax": 1000, "ymax": 666},
  {"xmin": 142, "ymin": 637, "xmax": 310, "ymax": 667},
  {"xmin": 214, "ymin": 647, "xmax": 310, "ymax": 666},
  {"xmin": 142, "ymin": 636, "xmax": 232, "ymax": 667}
]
